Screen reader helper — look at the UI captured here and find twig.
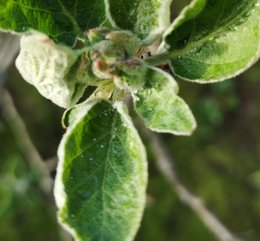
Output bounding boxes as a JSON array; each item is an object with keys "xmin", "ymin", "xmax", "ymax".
[
  {"xmin": 0, "ymin": 32, "xmax": 20, "ymax": 73},
  {"xmin": 0, "ymin": 89, "xmax": 52, "ymax": 194},
  {"xmin": 144, "ymin": 129, "xmax": 242, "ymax": 241}
]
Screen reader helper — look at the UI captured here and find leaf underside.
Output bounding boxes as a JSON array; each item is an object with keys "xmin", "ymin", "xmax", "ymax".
[
  {"xmin": 132, "ymin": 66, "xmax": 196, "ymax": 135},
  {"xmin": 15, "ymin": 33, "xmax": 86, "ymax": 108},
  {"xmin": 54, "ymin": 100, "xmax": 147, "ymax": 241},
  {"xmin": 164, "ymin": 0, "xmax": 260, "ymax": 82},
  {"xmin": 0, "ymin": 0, "xmax": 106, "ymax": 46}
]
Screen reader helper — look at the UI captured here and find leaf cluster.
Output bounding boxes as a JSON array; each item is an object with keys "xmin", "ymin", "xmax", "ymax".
[{"xmin": 1, "ymin": 0, "xmax": 260, "ymax": 240}]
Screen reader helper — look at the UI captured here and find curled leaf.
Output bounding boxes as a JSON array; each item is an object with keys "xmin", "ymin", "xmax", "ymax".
[{"xmin": 15, "ymin": 33, "xmax": 87, "ymax": 108}]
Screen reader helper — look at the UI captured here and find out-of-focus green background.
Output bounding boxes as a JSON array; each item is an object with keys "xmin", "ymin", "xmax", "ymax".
[{"xmin": 1, "ymin": 1, "xmax": 260, "ymax": 240}]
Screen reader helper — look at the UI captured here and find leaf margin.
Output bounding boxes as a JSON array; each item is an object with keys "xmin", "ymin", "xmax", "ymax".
[
  {"xmin": 161, "ymin": 0, "xmax": 260, "ymax": 83},
  {"xmin": 131, "ymin": 65, "xmax": 197, "ymax": 136},
  {"xmin": 54, "ymin": 99, "xmax": 148, "ymax": 241},
  {"xmin": 105, "ymin": 0, "xmax": 173, "ymax": 44}
]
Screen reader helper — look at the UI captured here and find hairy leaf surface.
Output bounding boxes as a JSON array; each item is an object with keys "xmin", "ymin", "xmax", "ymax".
[
  {"xmin": 15, "ymin": 33, "xmax": 87, "ymax": 108},
  {"xmin": 54, "ymin": 100, "xmax": 147, "ymax": 241},
  {"xmin": 163, "ymin": 0, "xmax": 260, "ymax": 82},
  {"xmin": 0, "ymin": 0, "xmax": 106, "ymax": 46},
  {"xmin": 132, "ymin": 66, "xmax": 196, "ymax": 135},
  {"xmin": 107, "ymin": 0, "xmax": 172, "ymax": 43}
]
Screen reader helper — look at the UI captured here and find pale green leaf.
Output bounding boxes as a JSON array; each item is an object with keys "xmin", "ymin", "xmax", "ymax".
[
  {"xmin": 113, "ymin": 60, "xmax": 147, "ymax": 91},
  {"xmin": 0, "ymin": 0, "xmax": 106, "ymax": 46},
  {"xmin": 131, "ymin": 66, "xmax": 196, "ymax": 135},
  {"xmin": 163, "ymin": 0, "xmax": 260, "ymax": 82},
  {"xmin": 15, "ymin": 33, "xmax": 87, "ymax": 108},
  {"xmin": 105, "ymin": 31, "xmax": 142, "ymax": 56},
  {"xmin": 106, "ymin": 0, "xmax": 172, "ymax": 44},
  {"xmin": 54, "ymin": 100, "xmax": 147, "ymax": 241}
]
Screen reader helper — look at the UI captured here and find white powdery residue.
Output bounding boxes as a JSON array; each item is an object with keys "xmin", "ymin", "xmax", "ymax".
[{"xmin": 15, "ymin": 32, "xmax": 80, "ymax": 108}]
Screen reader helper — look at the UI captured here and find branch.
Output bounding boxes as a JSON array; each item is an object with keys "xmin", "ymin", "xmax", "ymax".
[
  {"xmin": 0, "ymin": 32, "xmax": 20, "ymax": 73},
  {"xmin": 0, "ymin": 89, "xmax": 52, "ymax": 195},
  {"xmin": 144, "ymin": 129, "xmax": 242, "ymax": 241}
]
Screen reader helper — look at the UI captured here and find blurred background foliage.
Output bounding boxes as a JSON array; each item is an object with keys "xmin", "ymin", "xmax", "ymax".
[{"xmin": 1, "ymin": 1, "xmax": 260, "ymax": 240}]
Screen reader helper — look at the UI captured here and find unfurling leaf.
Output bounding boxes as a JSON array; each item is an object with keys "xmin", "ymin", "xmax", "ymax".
[
  {"xmin": 131, "ymin": 66, "xmax": 196, "ymax": 135},
  {"xmin": 54, "ymin": 100, "xmax": 147, "ymax": 241},
  {"xmin": 15, "ymin": 33, "xmax": 86, "ymax": 108},
  {"xmin": 162, "ymin": 0, "xmax": 260, "ymax": 82}
]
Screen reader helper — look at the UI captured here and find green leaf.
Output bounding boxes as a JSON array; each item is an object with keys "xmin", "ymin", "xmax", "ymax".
[
  {"xmin": 162, "ymin": 0, "xmax": 260, "ymax": 82},
  {"xmin": 0, "ymin": 0, "xmax": 106, "ymax": 46},
  {"xmin": 54, "ymin": 100, "xmax": 147, "ymax": 241},
  {"xmin": 15, "ymin": 33, "xmax": 88, "ymax": 108},
  {"xmin": 106, "ymin": 0, "xmax": 172, "ymax": 43},
  {"xmin": 105, "ymin": 31, "xmax": 142, "ymax": 56},
  {"xmin": 113, "ymin": 60, "xmax": 147, "ymax": 90},
  {"xmin": 131, "ymin": 66, "xmax": 196, "ymax": 135}
]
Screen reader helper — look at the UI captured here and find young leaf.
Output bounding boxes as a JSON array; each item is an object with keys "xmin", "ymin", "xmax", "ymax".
[
  {"xmin": 106, "ymin": 0, "xmax": 172, "ymax": 44},
  {"xmin": 54, "ymin": 100, "xmax": 147, "ymax": 241},
  {"xmin": 106, "ymin": 31, "xmax": 142, "ymax": 56},
  {"xmin": 0, "ymin": 0, "xmax": 106, "ymax": 46},
  {"xmin": 162, "ymin": 0, "xmax": 260, "ymax": 82},
  {"xmin": 131, "ymin": 66, "xmax": 196, "ymax": 135},
  {"xmin": 15, "ymin": 33, "xmax": 87, "ymax": 108},
  {"xmin": 113, "ymin": 60, "xmax": 147, "ymax": 90}
]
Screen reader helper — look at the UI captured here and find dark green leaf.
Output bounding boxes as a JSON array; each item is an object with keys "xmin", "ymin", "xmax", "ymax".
[
  {"xmin": 0, "ymin": 0, "xmax": 106, "ymax": 46},
  {"xmin": 107, "ymin": 0, "xmax": 172, "ymax": 43},
  {"xmin": 54, "ymin": 100, "xmax": 147, "ymax": 241},
  {"xmin": 163, "ymin": 0, "xmax": 260, "ymax": 82}
]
